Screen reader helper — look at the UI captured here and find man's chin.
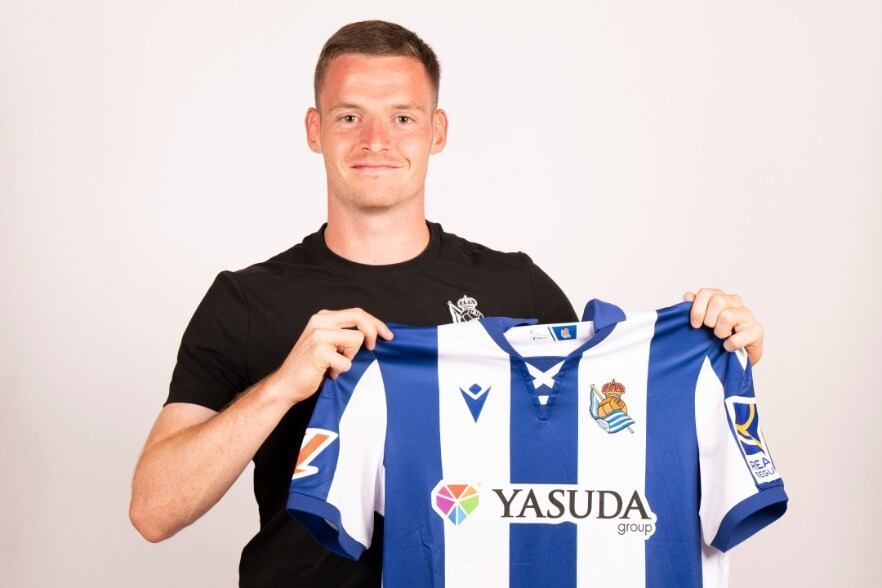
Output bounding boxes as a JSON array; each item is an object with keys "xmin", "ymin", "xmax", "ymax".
[{"xmin": 345, "ymin": 192, "xmax": 412, "ymax": 211}]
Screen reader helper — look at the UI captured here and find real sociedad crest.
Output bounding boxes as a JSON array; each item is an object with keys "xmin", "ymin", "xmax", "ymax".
[
  {"xmin": 589, "ymin": 380, "xmax": 636, "ymax": 434},
  {"xmin": 447, "ymin": 294, "xmax": 484, "ymax": 323}
]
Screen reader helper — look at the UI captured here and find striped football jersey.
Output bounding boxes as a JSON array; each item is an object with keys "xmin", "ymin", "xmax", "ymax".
[{"xmin": 286, "ymin": 298, "xmax": 787, "ymax": 587}]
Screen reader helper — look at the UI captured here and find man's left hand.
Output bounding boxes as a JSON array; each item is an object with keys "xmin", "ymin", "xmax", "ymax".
[{"xmin": 683, "ymin": 288, "xmax": 764, "ymax": 366}]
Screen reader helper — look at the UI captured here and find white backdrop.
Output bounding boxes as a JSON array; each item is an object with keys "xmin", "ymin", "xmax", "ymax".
[{"xmin": 2, "ymin": 1, "xmax": 880, "ymax": 586}]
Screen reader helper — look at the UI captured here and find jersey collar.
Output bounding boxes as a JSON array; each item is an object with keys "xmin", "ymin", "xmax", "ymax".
[
  {"xmin": 477, "ymin": 300, "xmax": 625, "ymax": 421},
  {"xmin": 478, "ymin": 298, "xmax": 626, "ymax": 365},
  {"xmin": 580, "ymin": 298, "xmax": 627, "ymax": 328}
]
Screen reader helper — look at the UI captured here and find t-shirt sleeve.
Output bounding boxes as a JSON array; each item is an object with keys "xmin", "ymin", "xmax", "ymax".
[
  {"xmin": 695, "ymin": 343, "xmax": 788, "ymax": 552},
  {"xmin": 164, "ymin": 271, "xmax": 250, "ymax": 412},
  {"xmin": 286, "ymin": 347, "xmax": 387, "ymax": 560},
  {"xmin": 522, "ymin": 253, "xmax": 579, "ymax": 323}
]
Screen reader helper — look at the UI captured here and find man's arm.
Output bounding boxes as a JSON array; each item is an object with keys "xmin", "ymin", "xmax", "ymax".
[
  {"xmin": 129, "ymin": 308, "xmax": 393, "ymax": 542},
  {"xmin": 129, "ymin": 378, "xmax": 291, "ymax": 542}
]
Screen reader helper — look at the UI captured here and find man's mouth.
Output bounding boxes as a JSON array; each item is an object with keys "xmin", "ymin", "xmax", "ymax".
[
  {"xmin": 350, "ymin": 163, "xmax": 403, "ymax": 174},
  {"xmin": 351, "ymin": 163, "xmax": 401, "ymax": 169}
]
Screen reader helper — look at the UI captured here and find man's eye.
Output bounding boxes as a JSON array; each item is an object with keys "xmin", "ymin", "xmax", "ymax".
[
  {"xmin": 341, "ymin": 115, "xmax": 356, "ymax": 123},
  {"xmin": 397, "ymin": 115, "xmax": 412, "ymax": 124}
]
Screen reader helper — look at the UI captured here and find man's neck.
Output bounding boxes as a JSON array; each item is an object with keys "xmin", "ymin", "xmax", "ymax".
[{"xmin": 324, "ymin": 199, "xmax": 430, "ymax": 266}]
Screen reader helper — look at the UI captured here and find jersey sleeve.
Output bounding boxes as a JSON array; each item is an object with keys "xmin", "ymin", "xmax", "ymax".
[
  {"xmin": 695, "ymin": 343, "xmax": 788, "ymax": 552},
  {"xmin": 165, "ymin": 271, "xmax": 250, "ymax": 412},
  {"xmin": 522, "ymin": 253, "xmax": 579, "ymax": 323},
  {"xmin": 286, "ymin": 347, "xmax": 387, "ymax": 560}
]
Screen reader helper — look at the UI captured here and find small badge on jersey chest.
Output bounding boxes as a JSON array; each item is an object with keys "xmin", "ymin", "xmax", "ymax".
[{"xmin": 589, "ymin": 379, "xmax": 636, "ymax": 434}]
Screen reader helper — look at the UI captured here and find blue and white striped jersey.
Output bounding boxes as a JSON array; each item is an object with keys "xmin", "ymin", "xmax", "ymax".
[{"xmin": 286, "ymin": 299, "xmax": 787, "ymax": 588}]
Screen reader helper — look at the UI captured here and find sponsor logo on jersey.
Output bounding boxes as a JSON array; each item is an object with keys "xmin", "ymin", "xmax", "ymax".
[
  {"xmin": 460, "ymin": 383, "xmax": 491, "ymax": 422},
  {"xmin": 292, "ymin": 428, "xmax": 338, "ymax": 480},
  {"xmin": 725, "ymin": 396, "xmax": 780, "ymax": 484},
  {"xmin": 432, "ymin": 481, "xmax": 481, "ymax": 525},
  {"xmin": 447, "ymin": 294, "xmax": 484, "ymax": 323},
  {"xmin": 432, "ymin": 480, "xmax": 657, "ymax": 538},
  {"xmin": 589, "ymin": 380, "xmax": 636, "ymax": 434}
]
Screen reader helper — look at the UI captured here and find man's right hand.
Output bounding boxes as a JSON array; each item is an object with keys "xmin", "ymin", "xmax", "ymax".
[
  {"xmin": 129, "ymin": 307, "xmax": 392, "ymax": 542},
  {"xmin": 269, "ymin": 307, "xmax": 395, "ymax": 406}
]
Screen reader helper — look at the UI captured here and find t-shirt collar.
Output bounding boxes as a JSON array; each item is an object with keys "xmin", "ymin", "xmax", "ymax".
[{"xmin": 310, "ymin": 219, "xmax": 442, "ymax": 277}]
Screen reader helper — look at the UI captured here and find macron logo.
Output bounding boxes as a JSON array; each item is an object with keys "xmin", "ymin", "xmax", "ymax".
[
  {"xmin": 292, "ymin": 428, "xmax": 338, "ymax": 480},
  {"xmin": 460, "ymin": 383, "xmax": 491, "ymax": 422}
]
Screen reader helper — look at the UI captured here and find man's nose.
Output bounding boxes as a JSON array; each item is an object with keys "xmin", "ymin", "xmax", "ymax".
[{"xmin": 360, "ymin": 117, "xmax": 390, "ymax": 152}]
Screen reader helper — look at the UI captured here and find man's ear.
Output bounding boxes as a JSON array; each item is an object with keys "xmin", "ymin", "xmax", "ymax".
[
  {"xmin": 430, "ymin": 108, "xmax": 448, "ymax": 155},
  {"xmin": 305, "ymin": 107, "xmax": 322, "ymax": 153}
]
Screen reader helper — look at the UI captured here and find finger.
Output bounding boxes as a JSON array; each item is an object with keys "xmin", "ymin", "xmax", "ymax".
[
  {"xmin": 309, "ymin": 307, "xmax": 369, "ymax": 330},
  {"xmin": 376, "ymin": 319, "xmax": 394, "ymax": 341},
  {"xmin": 338, "ymin": 333, "xmax": 366, "ymax": 360},
  {"xmin": 713, "ymin": 307, "xmax": 754, "ymax": 340},
  {"xmin": 309, "ymin": 329, "xmax": 364, "ymax": 380},
  {"xmin": 309, "ymin": 308, "xmax": 376, "ymax": 347},
  {"xmin": 702, "ymin": 291, "xmax": 740, "ymax": 329},
  {"xmin": 313, "ymin": 327, "xmax": 366, "ymax": 353},
  {"xmin": 346, "ymin": 316, "xmax": 393, "ymax": 349},
  {"xmin": 723, "ymin": 322, "xmax": 764, "ymax": 364},
  {"xmin": 683, "ymin": 291, "xmax": 695, "ymax": 302},
  {"xmin": 352, "ymin": 315, "xmax": 379, "ymax": 350},
  {"xmin": 310, "ymin": 308, "xmax": 391, "ymax": 349},
  {"xmin": 689, "ymin": 288, "xmax": 721, "ymax": 328},
  {"xmin": 326, "ymin": 348, "xmax": 354, "ymax": 379}
]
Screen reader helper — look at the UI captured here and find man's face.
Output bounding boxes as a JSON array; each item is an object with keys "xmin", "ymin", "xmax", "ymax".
[{"xmin": 306, "ymin": 54, "xmax": 447, "ymax": 211}]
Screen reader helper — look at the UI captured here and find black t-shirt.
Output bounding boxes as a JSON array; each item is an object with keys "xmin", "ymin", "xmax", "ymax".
[{"xmin": 165, "ymin": 220, "xmax": 578, "ymax": 587}]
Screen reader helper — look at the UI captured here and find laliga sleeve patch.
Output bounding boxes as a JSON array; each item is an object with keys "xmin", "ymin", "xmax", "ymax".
[
  {"xmin": 725, "ymin": 397, "xmax": 781, "ymax": 485},
  {"xmin": 292, "ymin": 428, "xmax": 338, "ymax": 480}
]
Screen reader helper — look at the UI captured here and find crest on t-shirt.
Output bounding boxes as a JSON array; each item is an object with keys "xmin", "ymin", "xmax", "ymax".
[
  {"xmin": 448, "ymin": 294, "xmax": 484, "ymax": 323},
  {"xmin": 589, "ymin": 380, "xmax": 636, "ymax": 434}
]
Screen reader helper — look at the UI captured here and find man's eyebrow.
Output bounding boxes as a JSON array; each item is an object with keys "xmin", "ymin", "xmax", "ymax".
[
  {"xmin": 328, "ymin": 103, "xmax": 361, "ymax": 112},
  {"xmin": 327, "ymin": 102, "xmax": 426, "ymax": 113},
  {"xmin": 390, "ymin": 103, "xmax": 425, "ymax": 112}
]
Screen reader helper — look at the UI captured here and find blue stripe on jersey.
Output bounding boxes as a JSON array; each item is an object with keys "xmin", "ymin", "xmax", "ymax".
[
  {"xmin": 508, "ymin": 355, "xmax": 580, "ymax": 588},
  {"xmin": 645, "ymin": 302, "xmax": 712, "ymax": 588},
  {"xmin": 511, "ymin": 524, "xmax": 577, "ymax": 587},
  {"xmin": 375, "ymin": 325, "xmax": 445, "ymax": 588},
  {"xmin": 707, "ymin": 340, "xmax": 747, "ymax": 399}
]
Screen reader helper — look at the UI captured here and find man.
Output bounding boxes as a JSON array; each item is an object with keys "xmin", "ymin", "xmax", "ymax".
[{"xmin": 128, "ymin": 20, "xmax": 765, "ymax": 587}]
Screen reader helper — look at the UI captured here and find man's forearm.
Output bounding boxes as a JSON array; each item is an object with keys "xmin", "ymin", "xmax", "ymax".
[{"xmin": 130, "ymin": 374, "xmax": 295, "ymax": 542}]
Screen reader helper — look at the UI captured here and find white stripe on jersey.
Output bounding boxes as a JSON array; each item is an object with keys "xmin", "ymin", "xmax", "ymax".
[
  {"xmin": 576, "ymin": 309, "xmax": 656, "ymax": 587},
  {"xmin": 437, "ymin": 320, "xmax": 513, "ymax": 586},
  {"xmin": 325, "ymin": 359, "xmax": 387, "ymax": 549}
]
